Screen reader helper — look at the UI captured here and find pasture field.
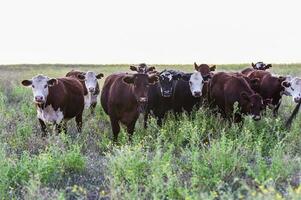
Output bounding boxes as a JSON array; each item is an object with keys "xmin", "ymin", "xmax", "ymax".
[{"xmin": 1, "ymin": 64, "xmax": 301, "ymax": 199}]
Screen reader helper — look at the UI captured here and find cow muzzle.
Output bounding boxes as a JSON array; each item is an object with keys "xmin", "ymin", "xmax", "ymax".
[
  {"xmin": 138, "ymin": 97, "xmax": 148, "ymax": 103},
  {"xmin": 88, "ymin": 87, "xmax": 95, "ymax": 93},
  {"xmin": 193, "ymin": 91, "xmax": 202, "ymax": 97},
  {"xmin": 252, "ymin": 115, "xmax": 261, "ymax": 121},
  {"xmin": 34, "ymin": 96, "xmax": 45, "ymax": 104}
]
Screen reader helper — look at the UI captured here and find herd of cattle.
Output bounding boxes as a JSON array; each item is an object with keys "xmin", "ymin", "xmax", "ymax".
[{"xmin": 21, "ymin": 62, "xmax": 301, "ymax": 141}]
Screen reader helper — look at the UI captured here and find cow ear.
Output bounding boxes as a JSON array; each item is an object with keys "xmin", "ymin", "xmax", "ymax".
[
  {"xmin": 21, "ymin": 80, "xmax": 32, "ymax": 87},
  {"xmin": 251, "ymin": 63, "xmax": 256, "ymax": 68},
  {"xmin": 47, "ymin": 78, "xmax": 58, "ymax": 87},
  {"xmin": 130, "ymin": 65, "xmax": 138, "ymax": 72},
  {"xmin": 240, "ymin": 92, "xmax": 250, "ymax": 102},
  {"xmin": 147, "ymin": 66, "xmax": 156, "ymax": 72},
  {"xmin": 265, "ymin": 64, "xmax": 272, "ymax": 69},
  {"xmin": 210, "ymin": 65, "xmax": 216, "ymax": 71},
  {"xmin": 148, "ymin": 75, "xmax": 159, "ymax": 85},
  {"xmin": 194, "ymin": 62, "xmax": 200, "ymax": 71},
  {"xmin": 281, "ymin": 81, "xmax": 291, "ymax": 88},
  {"xmin": 123, "ymin": 75, "xmax": 134, "ymax": 84},
  {"xmin": 96, "ymin": 73, "xmax": 104, "ymax": 79},
  {"xmin": 77, "ymin": 74, "xmax": 85, "ymax": 80}
]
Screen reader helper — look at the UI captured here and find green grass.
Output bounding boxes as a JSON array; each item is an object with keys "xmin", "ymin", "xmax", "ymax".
[{"xmin": 1, "ymin": 64, "xmax": 301, "ymax": 199}]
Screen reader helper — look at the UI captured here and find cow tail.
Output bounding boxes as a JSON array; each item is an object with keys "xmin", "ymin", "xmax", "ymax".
[{"xmin": 285, "ymin": 101, "xmax": 301, "ymax": 129}]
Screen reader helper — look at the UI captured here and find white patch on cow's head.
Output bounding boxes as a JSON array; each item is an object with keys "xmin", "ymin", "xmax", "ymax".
[
  {"xmin": 22, "ymin": 75, "xmax": 57, "ymax": 104},
  {"xmin": 189, "ymin": 71, "xmax": 205, "ymax": 97},
  {"xmin": 283, "ymin": 77, "xmax": 301, "ymax": 103},
  {"xmin": 255, "ymin": 62, "xmax": 264, "ymax": 69},
  {"xmin": 161, "ymin": 71, "xmax": 172, "ymax": 81},
  {"xmin": 84, "ymin": 71, "xmax": 98, "ymax": 93}
]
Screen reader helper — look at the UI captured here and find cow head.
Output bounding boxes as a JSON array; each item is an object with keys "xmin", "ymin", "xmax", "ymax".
[
  {"xmin": 130, "ymin": 63, "xmax": 156, "ymax": 74},
  {"xmin": 21, "ymin": 75, "xmax": 58, "ymax": 104},
  {"xmin": 240, "ymin": 92, "xmax": 264, "ymax": 121},
  {"xmin": 251, "ymin": 62, "xmax": 272, "ymax": 70},
  {"xmin": 282, "ymin": 76, "xmax": 301, "ymax": 103},
  {"xmin": 77, "ymin": 71, "xmax": 104, "ymax": 94},
  {"xmin": 181, "ymin": 71, "xmax": 206, "ymax": 97},
  {"xmin": 194, "ymin": 62, "xmax": 216, "ymax": 79},
  {"xmin": 123, "ymin": 73, "xmax": 159, "ymax": 111},
  {"xmin": 158, "ymin": 70, "xmax": 181, "ymax": 98}
]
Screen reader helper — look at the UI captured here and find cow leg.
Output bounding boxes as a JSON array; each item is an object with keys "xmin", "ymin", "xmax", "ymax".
[
  {"xmin": 38, "ymin": 119, "xmax": 47, "ymax": 137},
  {"xmin": 55, "ymin": 123, "xmax": 62, "ymax": 134},
  {"xmin": 110, "ymin": 117, "xmax": 120, "ymax": 143},
  {"xmin": 75, "ymin": 114, "xmax": 83, "ymax": 133},
  {"xmin": 144, "ymin": 112, "xmax": 149, "ymax": 129},
  {"xmin": 90, "ymin": 102, "xmax": 97, "ymax": 115},
  {"xmin": 126, "ymin": 121, "xmax": 136, "ymax": 142},
  {"xmin": 273, "ymin": 101, "xmax": 281, "ymax": 117}
]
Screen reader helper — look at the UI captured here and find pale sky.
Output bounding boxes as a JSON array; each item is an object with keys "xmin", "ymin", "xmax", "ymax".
[{"xmin": 0, "ymin": 0, "xmax": 300, "ymax": 64}]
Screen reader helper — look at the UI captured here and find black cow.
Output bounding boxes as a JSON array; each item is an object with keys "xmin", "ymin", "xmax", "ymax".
[{"xmin": 144, "ymin": 70, "xmax": 181, "ymax": 127}]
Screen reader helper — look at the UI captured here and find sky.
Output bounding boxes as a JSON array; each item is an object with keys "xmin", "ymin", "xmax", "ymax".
[{"xmin": 0, "ymin": 0, "xmax": 300, "ymax": 64}]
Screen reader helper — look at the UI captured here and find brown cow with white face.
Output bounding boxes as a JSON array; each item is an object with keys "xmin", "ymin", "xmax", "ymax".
[
  {"xmin": 21, "ymin": 75, "xmax": 84, "ymax": 135},
  {"xmin": 101, "ymin": 72, "xmax": 159, "ymax": 142},
  {"xmin": 66, "ymin": 70, "xmax": 104, "ymax": 114}
]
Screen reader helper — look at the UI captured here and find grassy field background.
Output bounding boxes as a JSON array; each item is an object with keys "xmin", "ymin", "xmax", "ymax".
[{"xmin": 1, "ymin": 64, "xmax": 301, "ymax": 199}]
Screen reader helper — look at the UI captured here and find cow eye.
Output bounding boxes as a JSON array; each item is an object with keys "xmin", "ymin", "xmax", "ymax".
[
  {"xmin": 189, "ymin": 81, "xmax": 192, "ymax": 84},
  {"xmin": 44, "ymin": 85, "xmax": 47, "ymax": 88},
  {"xmin": 32, "ymin": 85, "xmax": 35, "ymax": 88}
]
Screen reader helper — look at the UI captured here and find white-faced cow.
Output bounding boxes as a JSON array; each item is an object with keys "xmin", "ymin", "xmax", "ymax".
[
  {"xmin": 21, "ymin": 75, "xmax": 84, "ymax": 136},
  {"xmin": 172, "ymin": 69, "xmax": 209, "ymax": 115},
  {"xmin": 101, "ymin": 72, "xmax": 159, "ymax": 142},
  {"xmin": 66, "ymin": 70, "xmax": 104, "ymax": 114},
  {"xmin": 282, "ymin": 76, "xmax": 301, "ymax": 103},
  {"xmin": 144, "ymin": 70, "xmax": 182, "ymax": 127}
]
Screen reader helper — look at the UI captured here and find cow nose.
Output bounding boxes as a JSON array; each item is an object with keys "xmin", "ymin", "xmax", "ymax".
[
  {"xmin": 89, "ymin": 87, "xmax": 95, "ymax": 93},
  {"xmin": 252, "ymin": 115, "xmax": 261, "ymax": 121},
  {"xmin": 35, "ymin": 96, "xmax": 44, "ymax": 102},
  {"xmin": 139, "ymin": 97, "xmax": 148, "ymax": 103},
  {"xmin": 193, "ymin": 91, "xmax": 201, "ymax": 97}
]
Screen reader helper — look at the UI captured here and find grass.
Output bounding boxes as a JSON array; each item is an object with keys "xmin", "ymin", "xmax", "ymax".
[{"xmin": 0, "ymin": 63, "xmax": 301, "ymax": 199}]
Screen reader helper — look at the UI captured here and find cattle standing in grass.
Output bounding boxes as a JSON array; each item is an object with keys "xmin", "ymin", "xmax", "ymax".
[
  {"xmin": 241, "ymin": 62, "xmax": 272, "ymax": 76},
  {"xmin": 144, "ymin": 70, "xmax": 181, "ymax": 127},
  {"xmin": 101, "ymin": 72, "xmax": 159, "ymax": 142},
  {"xmin": 66, "ymin": 70, "xmax": 103, "ymax": 114},
  {"xmin": 208, "ymin": 72, "xmax": 264, "ymax": 122},
  {"xmin": 21, "ymin": 75, "xmax": 84, "ymax": 135},
  {"xmin": 172, "ymin": 69, "xmax": 209, "ymax": 115},
  {"xmin": 245, "ymin": 70, "xmax": 286, "ymax": 116},
  {"xmin": 130, "ymin": 63, "xmax": 156, "ymax": 74}
]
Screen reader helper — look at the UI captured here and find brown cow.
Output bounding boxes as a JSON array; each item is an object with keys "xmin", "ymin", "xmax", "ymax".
[
  {"xmin": 130, "ymin": 63, "xmax": 156, "ymax": 74},
  {"xmin": 66, "ymin": 70, "xmax": 104, "ymax": 114},
  {"xmin": 208, "ymin": 72, "xmax": 264, "ymax": 122},
  {"xmin": 245, "ymin": 70, "xmax": 286, "ymax": 116},
  {"xmin": 21, "ymin": 75, "xmax": 84, "ymax": 136},
  {"xmin": 101, "ymin": 72, "xmax": 159, "ymax": 142}
]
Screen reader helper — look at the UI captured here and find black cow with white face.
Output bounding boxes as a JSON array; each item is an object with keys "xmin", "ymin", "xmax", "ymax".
[{"xmin": 144, "ymin": 70, "xmax": 181, "ymax": 127}]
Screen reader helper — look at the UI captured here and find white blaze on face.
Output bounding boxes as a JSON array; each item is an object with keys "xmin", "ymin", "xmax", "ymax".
[
  {"xmin": 189, "ymin": 71, "xmax": 204, "ymax": 97},
  {"xmin": 161, "ymin": 71, "xmax": 173, "ymax": 81},
  {"xmin": 284, "ymin": 77, "xmax": 301, "ymax": 102},
  {"xmin": 255, "ymin": 62, "xmax": 264, "ymax": 69},
  {"xmin": 85, "ymin": 71, "xmax": 98, "ymax": 93},
  {"xmin": 31, "ymin": 75, "xmax": 50, "ymax": 103}
]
